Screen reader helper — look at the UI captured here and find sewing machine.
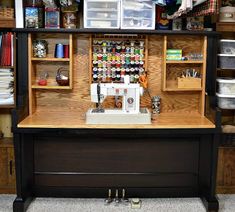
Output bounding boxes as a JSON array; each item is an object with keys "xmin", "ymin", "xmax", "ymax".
[{"xmin": 86, "ymin": 76, "xmax": 151, "ymax": 124}]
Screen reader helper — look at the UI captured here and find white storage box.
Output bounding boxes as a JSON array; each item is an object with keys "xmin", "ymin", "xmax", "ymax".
[
  {"xmin": 217, "ymin": 93, "xmax": 235, "ymax": 109},
  {"xmin": 218, "ymin": 54, "xmax": 235, "ymax": 69},
  {"xmin": 121, "ymin": 0, "xmax": 155, "ymax": 29},
  {"xmin": 217, "ymin": 78, "xmax": 235, "ymax": 95},
  {"xmin": 84, "ymin": 0, "xmax": 120, "ymax": 28},
  {"xmin": 219, "ymin": 6, "xmax": 235, "ymax": 23},
  {"xmin": 220, "ymin": 40, "xmax": 235, "ymax": 54}
]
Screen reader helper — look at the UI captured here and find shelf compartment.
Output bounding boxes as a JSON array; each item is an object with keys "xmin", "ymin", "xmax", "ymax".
[
  {"xmin": 28, "ymin": 33, "xmax": 73, "ymax": 115},
  {"xmin": 31, "ymin": 58, "xmax": 70, "ymax": 62},
  {"xmin": 166, "ymin": 61, "xmax": 203, "ymax": 64},
  {"xmin": 164, "ymin": 64, "xmax": 203, "ymax": 91},
  {"xmin": 31, "ymin": 85, "xmax": 71, "ymax": 89}
]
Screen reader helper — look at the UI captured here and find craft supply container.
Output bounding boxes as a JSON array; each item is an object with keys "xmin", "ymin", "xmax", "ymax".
[
  {"xmin": 218, "ymin": 54, "xmax": 235, "ymax": 69},
  {"xmin": 217, "ymin": 78, "xmax": 235, "ymax": 95},
  {"xmin": 84, "ymin": 0, "xmax": 120, "ymax": 28},
  {"xmin": 220, "ymin": 40, "xmax": 235, "ymax": 55},
  {"xmin": 121, "ymin": 0, "xmax": 155, "ymax": 29},
  {"xmin": 217, "ymin": 93, "xmax": 235, "ymax": 109}
]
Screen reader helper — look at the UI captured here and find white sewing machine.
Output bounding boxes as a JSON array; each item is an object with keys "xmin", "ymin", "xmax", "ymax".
[{"xmin": 86, "ymin": 76, "xmax": 151, "ymax": 124}]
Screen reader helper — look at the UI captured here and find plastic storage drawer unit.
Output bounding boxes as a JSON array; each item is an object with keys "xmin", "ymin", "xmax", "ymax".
[
  {"xmin": 220, "ymin": 40, "xmax": 235, "ymax": 54},
  {"xmin": 217, "ymin": 93, "xmax": 235, "ymax": 109},
  {"xmin": 84, "ymin": 0, "xmax": 120, "ymax": 28},
  {"xmin": 217, "ymin": 78, "xmax": 235, "ymax": 95},
  {"xmin": 218, "ymin": 54, "xmax": 235, "ymax": 69},
  {"xmin": 121, "ymin": 0, "xmax": 155, "ymax": 29}
]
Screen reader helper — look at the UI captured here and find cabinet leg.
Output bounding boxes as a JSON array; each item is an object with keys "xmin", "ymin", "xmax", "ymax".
[
  {"xmin": 200, "ymin": 196, "xmax": 219, "ymax": 212},
  {"xmin": 13, "ymin": 196, "xmax": 34, "ymax": 212}
]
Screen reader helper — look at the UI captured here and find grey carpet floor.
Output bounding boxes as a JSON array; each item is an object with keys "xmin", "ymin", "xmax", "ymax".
[{"xmin": 1, "ymin": 194, "xmax": 235, "ymax": 212}]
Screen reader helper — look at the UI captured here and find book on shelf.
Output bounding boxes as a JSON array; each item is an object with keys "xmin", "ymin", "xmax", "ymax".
[{"xmin": 0, "ymin": 32, "xmax": 14, "ymax": 66}]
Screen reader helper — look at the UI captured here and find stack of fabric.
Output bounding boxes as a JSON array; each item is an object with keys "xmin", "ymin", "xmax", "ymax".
[
  {"xmin": 153, "ymin": 0, "xmax": 218, "ymax": 19},
  {"xmin": 0, "ymin": 69, "xmax": 14, "ymax": 105}
]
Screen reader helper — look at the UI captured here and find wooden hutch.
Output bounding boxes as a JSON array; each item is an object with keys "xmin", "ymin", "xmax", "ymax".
[{"xmin": 12, "ymin": 28, "xmax": 220, "ymax": 212}]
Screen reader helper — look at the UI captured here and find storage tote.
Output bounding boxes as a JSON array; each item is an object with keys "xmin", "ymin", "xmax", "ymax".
[
  {"xmin": 218, "ymin": 54, "xmax": 235, "ymax": 69},
  {"xmin": 121, "ymin": 0, "xmax": 155, "ymax": 29},
  {"xmin": 217, "ymin": 93, "xmax": 235, "ymax": 109},
  {"xmin": 217, "ymin": 78, "xmax": 235, "ymax": 95},
  {"xmin": 220, "ymin": 40, "xmax": 235, "ymax": 55},
  {"xmin": 84, "ymin": 0, "xmax": 120, "ymax": 28}
]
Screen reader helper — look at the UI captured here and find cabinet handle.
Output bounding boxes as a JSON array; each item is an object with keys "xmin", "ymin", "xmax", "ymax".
[{"xmin": 9, "ymin": 160, "xmax": 13, "ymax": 175}]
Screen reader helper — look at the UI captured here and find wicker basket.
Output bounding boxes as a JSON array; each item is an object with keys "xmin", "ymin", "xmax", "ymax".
[{"xmin": 0, "ymin": 8, "xmax": 14, "ymax": 19}]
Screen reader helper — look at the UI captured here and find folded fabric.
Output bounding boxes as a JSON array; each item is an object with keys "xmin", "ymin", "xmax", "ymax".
[
  {"xmin": 187, "ymin": 0, "xmax": 218, "ymax": 16},
  {"xmin": 167, "ymin": 0, "xmax": 193, "ymax": 19},
  {"xmin": 153, "ymin": 0, "xmax": 166, "ymax": 6}
]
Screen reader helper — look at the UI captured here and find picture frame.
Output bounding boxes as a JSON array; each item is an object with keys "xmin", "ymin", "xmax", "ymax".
[
  {"xmin": 45, "ymin": 8, "xmax": 60, "ymax": 29},
  {"xmin": 25, "ymin": 7, "xmax": 42, "ymax": 28}
]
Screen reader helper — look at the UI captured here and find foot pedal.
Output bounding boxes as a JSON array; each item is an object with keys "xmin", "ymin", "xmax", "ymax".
[
  {"xmin": 131, "ymin": 198, "xmax": 142, "ymax": 209},
  {"xmin": 104, "ymin": 189, "xmax": 112, "ymax": 205}
]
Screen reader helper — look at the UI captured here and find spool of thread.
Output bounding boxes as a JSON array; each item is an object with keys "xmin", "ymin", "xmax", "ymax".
[
  {"xmin": 103, "ymin": 54, "xmax": 107, "ymax": 61},
  {"xmin": 93, "ymin": 53, "xmax": 98, "ymax": 61},
  {"xmin": 97, "ymin": 54, "xmax": 102, "ymax": 60},
  {"xmin": 93, "ymin": 74, "xmax": 98, "ymax": 81},
  {"xmin": 135, "ymin": 54, "xmax": 140, "ymax": 61},
  {"xmin": 55, "ymin": 44, "xmax": 64, "ymax": 58},
  {"xmin": 93, "ymin": 67, "xmax": 98, "ymax": 74},
  {"xmin": 63, "ymin": 45, "xmax": 69, "ymax": 58}
]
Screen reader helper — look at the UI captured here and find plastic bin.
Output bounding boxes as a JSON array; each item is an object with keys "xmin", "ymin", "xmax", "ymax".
[
  {"xmin": 121, "ymin": 0, "xmax": 155, "ymax": 29},
  {"xmin": 217, "ymin": 93, "xmax": 235, "ymax": 109},
  {"xmin": 217, "ymin": 78, "xmax": 235, "ymax": 95},
  {"xmin": 220, "ymin": 40, "xmax": 235, "ymax": 54},
  {"xmin": 84, "ymin": 0, "xmax": 120, "ymax": 28},
  {"xmin": 218, "ymin": 54, "xmax": 235, "ymax": 69}
]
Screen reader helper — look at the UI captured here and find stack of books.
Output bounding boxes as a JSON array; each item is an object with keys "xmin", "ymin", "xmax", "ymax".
[
  {"xmin": 166, "ymin": 49, "xmax": 182, "ymax": 61},
  {"xmin": 0, "ymin": 69, "xmax": 14, "ymax": 105}
]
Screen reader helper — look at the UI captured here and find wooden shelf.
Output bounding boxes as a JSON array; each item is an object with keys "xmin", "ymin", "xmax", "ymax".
[
  {"xmin": 216, "ymin": 22, "xmax": 235, "ymax": 32},
  {"xmin": 0, "ymin": 66, "xmax": 14, "ymax": 69},
  {"xmin": 0, "ymin": 18, "xmax": 15, "ymax": 28},
  {"xmin": 31, "ymin": 58, "xmax": 70, "ymax": 62},
  {"xmin": 17, "ymin": 111, "xmax": 215, "ymax": 129},
  {"xmin": 31, "ymin": 85, "xmax": 72, "ymax": 89},
  {"xmin": 13, "ymin": 28, "xmax": 220, "ymax": 36},
  {"xmin": 164, "ymin": 87, "xmax": 202, "ymax": 91},
  {"xmin": 0, "ymin": 104, "xmax": 15, "ymax": 108},
  {"xmin": 166, "ymin": 60, "xmax": 203, "ymax": 64}
]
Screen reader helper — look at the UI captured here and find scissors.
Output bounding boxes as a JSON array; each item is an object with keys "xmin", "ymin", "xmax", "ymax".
[{"xmin": 139, "ymin": 73, "xmax": 151, "ymax": 98}]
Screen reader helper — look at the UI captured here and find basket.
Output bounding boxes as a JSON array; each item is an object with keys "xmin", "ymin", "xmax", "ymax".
[
  {"xmin": 0, "ymin": 8, "xmax": 14, "ymax": 19},
  {"xmin": 56, "ymin": 68, "xmax": 69, "ymax": 86}
]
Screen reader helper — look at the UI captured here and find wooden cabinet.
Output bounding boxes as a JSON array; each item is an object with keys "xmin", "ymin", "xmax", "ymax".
[
  {"xmin": 0, "ymin": 137, "xmax": 16, "ymax": 194},
  {"xmin": 12, "ymin": 30, "xmax": 219, "ymax": 212},
  {"xmin": 28, "ymin": 33, "xmax": 73, "ymax": 115},
  {"xmin": 162, "ymin": 35, "xmax": 207, "ymax": 116},
  {"xmin": 217, "ymin": 146, "xmax": 235, "ymax": 193}
]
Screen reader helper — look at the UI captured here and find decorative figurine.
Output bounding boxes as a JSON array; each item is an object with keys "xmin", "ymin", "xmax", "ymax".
[
  {"xmin": 152, "ymin": 96, "xmax": 161, "ymax": 114},
  {"xmin": 33, "ymin": 40, "xmax": 48, "ymax": 58}
]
